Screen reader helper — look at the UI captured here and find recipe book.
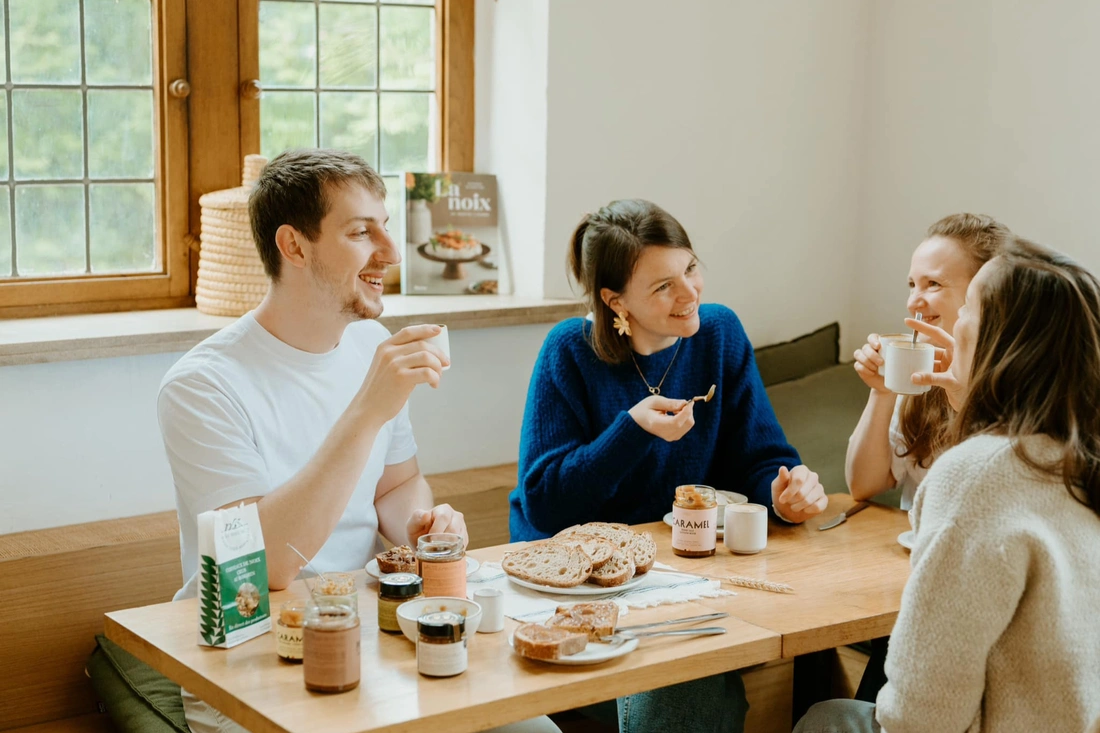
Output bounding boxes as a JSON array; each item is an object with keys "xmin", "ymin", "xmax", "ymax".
[{"xmin": 396, "ymin": 172, "xmax": 509, "ymax": 295}]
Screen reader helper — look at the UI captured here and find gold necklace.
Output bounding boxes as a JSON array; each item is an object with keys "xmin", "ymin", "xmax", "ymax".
[{"xmin": 630, "ymin": 338, "xmax": 683, "ymax": 395}]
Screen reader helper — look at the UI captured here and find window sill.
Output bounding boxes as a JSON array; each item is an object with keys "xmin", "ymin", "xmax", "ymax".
[{"xmin": 0, "ymin": 295, "xmax": 585, "ymax": 367}]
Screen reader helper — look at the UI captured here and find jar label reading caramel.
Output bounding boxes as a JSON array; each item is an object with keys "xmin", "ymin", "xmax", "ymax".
[
  {"xmin": 419, "ymin": 558, "xmax": 466, "ymax": 598},
  {"xmin": 276, "ymin": 624, "xmax": 304, "ymax": 661},
  {"xmin": 672, "ymin": 506, "xmax": 718, "ymax": 553}
]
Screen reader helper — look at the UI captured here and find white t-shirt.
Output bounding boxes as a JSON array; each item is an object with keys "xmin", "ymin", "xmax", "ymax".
[
  {"xmin": 888, "ymin": 395, "xmax": 929, "ymax": 510},
  {"xmin": 158, "ymin": 313, "xmax": 417, "ymax": 601}
]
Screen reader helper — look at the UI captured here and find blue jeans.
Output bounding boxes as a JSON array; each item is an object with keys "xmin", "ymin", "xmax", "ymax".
[
  {"xmin": 617, "ymin": 671, "xmax": 748, "ymax": 733},
  {"xmin": 792, "ymin": 700, "xmax": 879, "ymax": 733}
]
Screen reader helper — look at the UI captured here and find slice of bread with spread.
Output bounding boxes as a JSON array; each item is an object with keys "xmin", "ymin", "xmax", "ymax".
[
  {"xmin": 375, "ymin": 545, "xmax": 416, "ymax": 574},
  {"xmin": 512, "ymin": 623, "xmax": 588, "ymax": 660},
  {"xmin": 547, "ymin": 601, "xmax": 620, "ymax": 642}
]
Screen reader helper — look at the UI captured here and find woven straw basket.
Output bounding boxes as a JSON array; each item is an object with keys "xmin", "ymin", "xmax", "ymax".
[{"xmin": 195, "ymin": 155, "xmax": 270, "ymax": 316}]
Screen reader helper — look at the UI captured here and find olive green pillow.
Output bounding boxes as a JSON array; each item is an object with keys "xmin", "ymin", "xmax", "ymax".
[{"xmin": 87, "ymin": 634, "xmax": 189, "ymax": 733}]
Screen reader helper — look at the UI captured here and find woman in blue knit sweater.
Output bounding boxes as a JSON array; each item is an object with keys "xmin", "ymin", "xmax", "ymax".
[{"xmin": 508, "ymin": 198, "xmax": 828, "ymax": 733}]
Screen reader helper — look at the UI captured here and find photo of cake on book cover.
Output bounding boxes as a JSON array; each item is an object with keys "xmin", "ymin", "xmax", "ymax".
[{"xmin": 399, "ymin": 172, "xmax": 506, "ymax": 295}]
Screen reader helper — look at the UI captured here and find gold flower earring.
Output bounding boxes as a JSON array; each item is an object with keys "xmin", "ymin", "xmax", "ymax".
[{"xmin": 613, "ymin": 311, "xmax": 632, "ymax": 337}]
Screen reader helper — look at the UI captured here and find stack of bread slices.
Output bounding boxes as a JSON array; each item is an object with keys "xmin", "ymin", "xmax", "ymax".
[
  {"xmin": 512, "ymin": 601, "xmax": 620, "ymax": 660},
  {"xmin": 502, "ymin": 522, "xmax": 657, "ymax": 588}
]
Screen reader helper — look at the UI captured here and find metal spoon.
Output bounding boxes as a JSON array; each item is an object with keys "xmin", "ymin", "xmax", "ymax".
[
  {"xmin": 286, "ymin": 542, "xmax": 327, "ymax": 597},
  {"xmin": 911, "ymin": 312, "xmax": 922, "ymax": 345},
  {"xmin": 692, "ymin": 384, "xmax": 717, "ymax": 403}
]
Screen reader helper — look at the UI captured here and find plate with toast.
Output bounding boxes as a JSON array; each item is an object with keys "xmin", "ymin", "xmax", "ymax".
[
  {"xmin": 502, "ymin": 522, "xmax": 657, "ymax": 594},
  {"xmin": 510, "ymin": 601, "xmax": 639, "ymax": 665},
  {"xmin": 366, "ymin": 545, "xmax": 480, "ymax": 579}
]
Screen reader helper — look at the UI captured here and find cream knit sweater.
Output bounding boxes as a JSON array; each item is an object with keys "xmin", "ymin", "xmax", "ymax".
[{"xmin": 876, "ymin": 434, "xmax": 1100, "ymax": 733}]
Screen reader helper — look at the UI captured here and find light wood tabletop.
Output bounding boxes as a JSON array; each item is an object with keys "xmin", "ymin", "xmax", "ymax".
[{"xmin": 104, "ymin": 494, "xmax": 911, "ymax": 733}]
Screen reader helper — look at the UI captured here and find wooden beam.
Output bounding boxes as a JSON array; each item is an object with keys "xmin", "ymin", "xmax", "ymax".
[{"xmin": 441, "ymin": 0, "xmax": 475, "ymax": 172}]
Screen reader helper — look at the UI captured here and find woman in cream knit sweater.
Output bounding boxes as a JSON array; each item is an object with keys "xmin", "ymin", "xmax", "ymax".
[{"xmin": 795, "ymin": 241, "xmax": 1100, "ymax": 733}]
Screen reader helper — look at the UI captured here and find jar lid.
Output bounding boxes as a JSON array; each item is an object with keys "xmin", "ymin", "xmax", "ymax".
[
  {"xmin": 379, "ymin": 573, "xmax": 423, "ymax": 599},
  {"xmin": 417, "ymin": 611, "xmax": 465, "ymax": 641}
]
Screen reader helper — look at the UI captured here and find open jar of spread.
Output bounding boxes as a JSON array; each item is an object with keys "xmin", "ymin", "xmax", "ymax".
[
  {"xmin": 276, "ymin": 600, "xmax": 307, "ymax": 663},
  {"xmin": 314, "ymin": 572, "xmax": 358, "ymax": 612},
  {"xmin": 417, "ymin": 611, "xmax": 467, "ymax": 677},
  {"xmin": 302, "ymin": 598, "xmax": 360, "ymax": 693},
  {"xmin": 671, "ymin": 484, "xmax": 718, "ymax": 557},
  {"xmin": 416, "ymin": 533, "xmax": 466, "ymax": 598},
  {"xmin": 377, "ymin": 573, "xmax": 423, "ymax": 633}
]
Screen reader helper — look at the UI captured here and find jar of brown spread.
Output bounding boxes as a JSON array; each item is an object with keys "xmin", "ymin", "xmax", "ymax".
[
  {"xmin": 302, "ymin": 598, "xmax": 360, "ymax": 693},
  {"xmin": 672, "ymin": 484, "xmax": 718, "ymax": 557},
  {"xmin": 416, "ymin": 533, "xmax": 466, "ymax": 598}
]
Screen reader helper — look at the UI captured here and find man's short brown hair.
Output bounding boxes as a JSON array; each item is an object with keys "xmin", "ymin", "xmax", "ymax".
[{"xmin": 248, "ymin": 149, "xmax": 386, "ymax": 281}]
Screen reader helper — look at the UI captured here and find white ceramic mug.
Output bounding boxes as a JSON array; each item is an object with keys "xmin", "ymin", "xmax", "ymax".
[
  {"xmin": 724, "ymin": 503, "xmax": 768, "ymax": 554},
  {"xmin": 423, "ymin": 324, "xmax": 451, "ymax": 371},
  {"xmin": 882, "ymin": 340, "xmax": 934, "ymax": 395},
  {"xmin": 472, "ymin": 588, "xmax": 503, "ymax": 633}
]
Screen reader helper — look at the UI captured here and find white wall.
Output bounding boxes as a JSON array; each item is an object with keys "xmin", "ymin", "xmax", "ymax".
[
  {"xmin": 854, "ymin": 0, "xmax": 1100, "ymax": 346},
  {"xmin": 0, "ymin": 325, "xmax": 552, "ymax": 534}
]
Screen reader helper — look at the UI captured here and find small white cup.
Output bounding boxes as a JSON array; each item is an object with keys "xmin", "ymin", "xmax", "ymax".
[
  {"xmin": 882, "ymin": 340, "xmax": 934, "ymax": 395},
  {"xmin": 724, "ymin": 503, "xmax": 768, "ymax": 555},
  {"xmin": 472, "ymin": 588, "xmax": 503, "ymax": 633},
  {"xmin": 423, "ymin": 324, "xmax": 451, "ymax": 371}
]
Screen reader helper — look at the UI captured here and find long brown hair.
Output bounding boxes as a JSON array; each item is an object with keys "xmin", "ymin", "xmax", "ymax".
[
  {"xmin": 951, "ymin": 241, "xmax": 1100, "ymax": 516},
  {"xmin": 899, "ymin": 213, "xmax": 1015, "ymax": 468},
  {"xmin": 568, "ymin": 199, "xmax": 694, "ymax": 364}
]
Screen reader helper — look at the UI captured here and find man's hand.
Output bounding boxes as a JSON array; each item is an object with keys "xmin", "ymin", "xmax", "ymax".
[
  {"xmin": 406, "ymin": 503, "xmax": 468, "ymax": 548},
  {"xmin": 771, "ymin": 465, "xmax": 828, "ymax": 523},
  {"xmin": 358, "ymin": 324, "xmax": 450, "ymax": 424}
]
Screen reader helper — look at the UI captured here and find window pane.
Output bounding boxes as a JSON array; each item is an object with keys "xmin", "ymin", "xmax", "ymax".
[
  {"xmin": 260, "ymin": 1, "xmax": 316, "ymax": 89},
  {"xmin": 320, "ymin": 92, "xmax": 376, "ymax": 166},
  {"xmin": 379, "ymin": 6, "xmax": 434, "ymax": 90},
  {"xmin": 90, "ymin": 183, "xmax": 155, "ymax": 273},
  {"xmin": 0, "ymin": 2, "xmax": 7, "ymax": 84},
  {"xmin": 13, "ymin": 90, "xmax": 83, "ymax": 181},
  {"xmin": 16, "ymin": 185, "xmax": 85, "ymax": 276},
  {"xmin": 9, "ymin": 0, "xmax": 82, "ymax": 84},
  {"xmin": 88, "ymin": 90, "xmax": 154, "ymax": 179},
  {"xmin": 260, "ymin": 92, "xmax": 316, "ymax": 160},
  {"xmin": 319, "ymin": 3, "xmax": 377, "ymax": 89},
  {"xmin": 379, "ymin": 93, "xmax": 431, "ymax": 174},
  {"xmin": 0, "ymin": 190, "xmax": 10, "ymax": 277},
  {"xmin": 0, "ymin": 95, "xmax": 7, "ymax": 180},
  {"xmin": 84, "ymin": 0, "xmax": 153, "ymax": 85}
]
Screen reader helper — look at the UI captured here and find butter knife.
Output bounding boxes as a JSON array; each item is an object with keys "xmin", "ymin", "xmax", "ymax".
[{"xmin": 817, "ymin": 501, "xmax": 869, "ymax": 531}]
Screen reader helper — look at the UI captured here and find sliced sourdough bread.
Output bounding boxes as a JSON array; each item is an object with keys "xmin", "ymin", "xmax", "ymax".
[
  {"xmin": 502, "ymin": 543, "xmax": 593, "ymax": 588},
  {"xmin": 562, "ymin": 522, "xmax": 635, "ymax": 553},
  {"xmin": 588, "ymin": 549, "xmax": 635, "ymax": 587},
  {"xmin": 512, "ymin": 623, "xmax": 588, "ymax": 660},
  {"xmin": 555, "ymin": 534, "xmax": 616, "ymax": 570},
  {"xmin": 548, "ymin": 601, "xmax": 620, "ymax": 642},
  {"xmin": 629, "ymin": 531, "xmax": 657, "ymax": 575}
]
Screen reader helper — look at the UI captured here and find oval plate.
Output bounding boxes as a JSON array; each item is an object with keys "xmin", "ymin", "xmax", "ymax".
[
  {"xmin": 505, "ymin": 571, "xmax": 651, "ymax": 596},
  {"xmin": 509, "ymin": 633, "xmax": 639, "ymax": 665},
  {"xmin": 897, "ymin": 530, "xmax": 914, "ymax": 551}
]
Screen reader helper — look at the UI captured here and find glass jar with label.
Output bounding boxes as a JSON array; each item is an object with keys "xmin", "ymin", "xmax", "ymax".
[
  {"xmin": 671, "ymin": 484, "xmax": 718, "ymax": 557},
  {"xmin": 276, "ymin": 600, "xmax": 307, "ymax": 663},
  {"xmin": 302, "ymin": 598, "xmax": 360, "ymax": 693},
  {"xmin": 416, "ymin": 533, "xmax": 466, "ymax": 598},
  {"xmin": 314, "ymin": 571, "xmax": 358, "ymax": 612},
  {"xmin": 377, "ymin": 573, "xmax": 423, "ymax": 633},
  {"xmin": 417, "ymin": 611, "xmax": 467, "ymax": 677}
]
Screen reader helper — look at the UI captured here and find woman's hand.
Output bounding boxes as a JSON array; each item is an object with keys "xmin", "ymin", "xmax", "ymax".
[
  {"xmin": 906, "ymin": 317, "xmax": 966, "ymax": 410},
  {"xmin": 771, "ymin": 465, "xmax": 828, "ymax": 523},
  {"xmin": 628, "ymin": 395, "xmax": 695, "ymax": 442},
  {"xmin": 853, "ymin": 334, "xmax": 890, "ymax": 393}
]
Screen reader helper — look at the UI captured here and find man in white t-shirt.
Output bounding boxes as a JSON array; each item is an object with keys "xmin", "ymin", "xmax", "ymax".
[{"xmin": 158, "ymin": 149, "xmax": 557, "ymax": 733}]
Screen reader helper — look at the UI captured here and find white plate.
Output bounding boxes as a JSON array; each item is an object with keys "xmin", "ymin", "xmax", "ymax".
[
  {"xmin": 509, "ymin": 633, "xmax": 639, "ymax": 665},
  {"xmin": 505, "ymin": 571, "xmax": 651, "ymax": 596},
  {"xmin": 897, "ymin": 531, "xmax": 914, "ymax": 551},
  {"xmin": 365, "ymin": 556, "xmax": 480, "ymax": 579}
]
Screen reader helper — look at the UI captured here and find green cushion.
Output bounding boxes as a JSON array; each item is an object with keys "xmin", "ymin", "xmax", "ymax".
[
  {"xmin": 764, "ymin": 362, "xmax": 870, "ymax": 498},
  {"xmin": 754, "ymin": 322, "xmax": 840, "ymax": 388},
  {"xmin": 87, "ymin": 634, "xmax": 189, "ymax": 733}
]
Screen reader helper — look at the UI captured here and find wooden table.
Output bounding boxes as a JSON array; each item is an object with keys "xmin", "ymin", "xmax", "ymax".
[{"xmin": 104, "ymin": 494, "xmax": 910, "ymax": 733}]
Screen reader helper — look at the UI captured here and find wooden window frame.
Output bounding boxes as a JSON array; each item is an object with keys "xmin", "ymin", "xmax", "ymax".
[{"xmin": 0, "ymin": 0, "xmax": 473, "ymax": 319}]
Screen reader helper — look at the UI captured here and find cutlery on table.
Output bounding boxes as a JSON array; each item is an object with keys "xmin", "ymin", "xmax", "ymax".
[
  {"xmin": 817, "ymin": 501, "xmax": 870, "ymax": 531},
  {"xmin": 601, "ymin": 626, "xmax": 727, "ymax": 646},
  {"xmin": 616, "ymin": 611, "xmax": 729, "ymax": 633}
]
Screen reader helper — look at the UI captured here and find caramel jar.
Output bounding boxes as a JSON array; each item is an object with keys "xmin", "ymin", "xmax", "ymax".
[
  {"xmin": 302, "ymin": 598, "xmax": 361, "ymax": 693},
  {"xmin": 276, "ymin": 600, "xmax": 307, "ymax": 663},
  {"xmin": 417, "ymin": 533, "xmax": 466, "ymax": 598},
  {"xmin": 671, "ymin": 484, "xmax": 718, "ymax": 557}
]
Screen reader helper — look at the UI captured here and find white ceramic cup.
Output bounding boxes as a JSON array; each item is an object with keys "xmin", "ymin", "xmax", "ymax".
[
  {"xmin": 882, "ymin": 340, "xmax": 934, "ymax": 395},
  {"xmin": 472, "ymin": 588, "xmax": 503, "ymax": 633},
  {"xmin": 423, "ymin": 324, "xmax": 451, "ymax": 371},
  {"xmin": 724, "ymin": 503, "xmax": 768, "ymax": 555}
]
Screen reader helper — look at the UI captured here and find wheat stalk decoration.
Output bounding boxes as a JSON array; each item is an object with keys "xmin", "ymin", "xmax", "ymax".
[{"xmin": 725, "ymin": 575, "xmax": 794, "ymax": 594}]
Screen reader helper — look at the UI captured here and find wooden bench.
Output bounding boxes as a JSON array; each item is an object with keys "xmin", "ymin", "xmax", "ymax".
[{"xmin": 0, "ymin": 463, "xmax": 852, "ymax": 733}]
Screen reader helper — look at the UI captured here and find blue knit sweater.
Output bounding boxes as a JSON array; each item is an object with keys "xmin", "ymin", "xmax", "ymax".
[{"xmin": 508, "ymin": 304, "xmax": 801, "ymax": 541}]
